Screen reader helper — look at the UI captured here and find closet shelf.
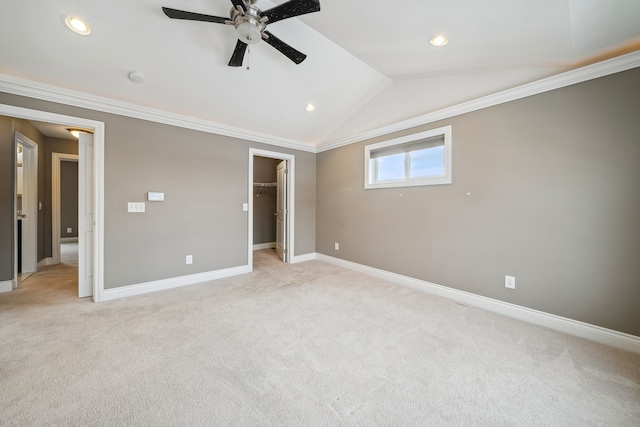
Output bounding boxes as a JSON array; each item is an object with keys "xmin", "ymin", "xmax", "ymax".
[{"xmin": 253, "ymin": 182, "xmax": 276, "ymax": 197}]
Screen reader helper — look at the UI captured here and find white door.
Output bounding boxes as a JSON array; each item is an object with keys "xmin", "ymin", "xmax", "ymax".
[
  {"xmin": 14, "ymin": 132, "xmax": 38, "ymax": 285},
  {"xmin": 78, "ymin": 133, "xmax": 94, "ymax": 298},
  {"xmin": 275, "ymin": 160, "xmax": 287, "ymax": 262}
]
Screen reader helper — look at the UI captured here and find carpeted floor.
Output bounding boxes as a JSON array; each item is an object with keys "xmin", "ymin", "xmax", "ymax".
[{"xmin": 0, "ymin": 249, "xmax": 638, "ymax": 426}]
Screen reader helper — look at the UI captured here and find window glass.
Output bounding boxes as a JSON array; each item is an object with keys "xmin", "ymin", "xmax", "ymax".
[
  {"xmin": 409, "ymin": 146, "xmax": 444, "ymax": 178},
  {"xmin": 376, "ymin": 153, "xmax": 404, "ymax": 181}
]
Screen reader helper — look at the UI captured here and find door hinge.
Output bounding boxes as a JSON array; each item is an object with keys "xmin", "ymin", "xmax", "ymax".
[{"xmin": 284, "ymin": 169, "xmax": 288, "ymax": 174}]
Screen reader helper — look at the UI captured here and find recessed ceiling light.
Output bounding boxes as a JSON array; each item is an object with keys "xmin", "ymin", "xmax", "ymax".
[
  {"xmin": 65, "ymin": 17, "xmax": 91, "ymax": 35},
  {"xmin": 430, "ymin": 35, "xmax": 448, "ymax": 47},
  {"xmin": 305, "ymin": 103, "xmax": 316, "ymax": 112}
]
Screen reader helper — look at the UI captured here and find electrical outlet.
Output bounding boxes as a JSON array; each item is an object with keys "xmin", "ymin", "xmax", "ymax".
[
  {"xmin": 334, "ymin": 242, "xmax": 339, "ymax": 250},
  {"xmin": 505, "ymin": 275, "xmax": 516, "ymax": 289},
  {"xmin": 67, "ymin": 227, "xmax": 72, "ymax": 233},
  {"xmin": 186, "ymin": 255, "xmax": 193, "ymax": 265}
]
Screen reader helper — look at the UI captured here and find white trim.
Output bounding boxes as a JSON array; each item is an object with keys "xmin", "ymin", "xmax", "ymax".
[
  {"xmin": 102, "ymin": 265, "xmax": 250, "ymax": 301},
  {"xmin": 253, "ymin": 242, "xmax": 276, "ymax": 250},
  {"xmin": 0, "ymin": 72, "xmax": 315, "ymax": 153},
  {"xmin": 37, "ymin": 257, "xmax": 53, "ymax": 268},
  {"xmin": 315, "ymin": 254, "xmax": 640, "ymax": 354},
  {"xmin": 291, "ymin": 253, "xmax": 317, "ymax": 264},
  {"xmin": 318, "ymin": 50, "xmax": 640, "ymax": 152},
  {"xmin": 0, "ymin": 104, "xmax": 106, "ymax": 303},
  {"xmin": 248, "ymin": 149, "xmax": 295, "ymax": 272},
  {"xmin": 0, "ymin": 280, "xmax": 13, "ymax": 293},
  {"xmin": 52, "ymin": 153, "xmax": 79, "ymax": 264}
]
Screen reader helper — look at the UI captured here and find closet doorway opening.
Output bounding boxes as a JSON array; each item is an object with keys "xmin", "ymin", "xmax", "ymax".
[{"xmin": 248, "ymin": 149, "xmax": 295, "ymax": 271}]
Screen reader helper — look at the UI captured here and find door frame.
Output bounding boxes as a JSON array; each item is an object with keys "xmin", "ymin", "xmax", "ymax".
[
  {"xmin": 0, "ymin": 104, "xmax": 105, "ymax": 302},
  {"xmin": 248, "ymin": 148, "xmax": 295, "ymax": 271},
  {"xmin": 14, "ymin": 131, "xmax": 38, "ymax": 285},
  {"xmin": 51, "ymin": 152, "xmax": 79, "ymax": 265}
]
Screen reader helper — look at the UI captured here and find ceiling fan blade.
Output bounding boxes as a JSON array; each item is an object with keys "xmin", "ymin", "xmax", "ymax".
[
  {"xmin": 162, "ymin": 7, "xmax": 228, "ymax": 24},
  {"xmin": 263, "ymin": 31, "xmax": 307, "ymax": 64},
  {"xmin": 260, "ymin": 0, "xmax": 321, "ymax": 25},
  {"xmin": 230, "ymin": 0, "xmax": 246, "ymax": 12},
  {"xmin": 228, "ymin": 40, "xmax": 248, "ymax": 67}
]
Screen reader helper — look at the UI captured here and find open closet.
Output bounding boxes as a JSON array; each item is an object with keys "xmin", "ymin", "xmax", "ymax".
[{"xmin": 252, "ymin": 156, "xmax": 281, "ymax": 254}]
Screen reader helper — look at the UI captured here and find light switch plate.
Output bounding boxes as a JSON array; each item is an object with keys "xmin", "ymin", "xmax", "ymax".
[
  {"xmin": 242, "ymin": 203, "xmax": 248, "ymax": 212},
  {"xmin": 128, "ymin": 202, "xmax": 145, "ymax": 213}
]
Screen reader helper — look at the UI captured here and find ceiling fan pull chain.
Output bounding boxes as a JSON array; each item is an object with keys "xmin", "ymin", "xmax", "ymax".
[{"xmin": 246, "ymin": 47, "xmax": 251, "ymax": 70}]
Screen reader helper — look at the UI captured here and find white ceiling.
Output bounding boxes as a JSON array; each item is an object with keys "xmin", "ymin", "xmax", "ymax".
[{"xmin": 1, "ymin": 0, "xmax": 639, "ymax": 149}]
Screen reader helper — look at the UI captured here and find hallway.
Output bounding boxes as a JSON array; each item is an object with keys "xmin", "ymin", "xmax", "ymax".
[{"xmin": 11, "ymin": 242, "xmax": 79, "ymax": 303}]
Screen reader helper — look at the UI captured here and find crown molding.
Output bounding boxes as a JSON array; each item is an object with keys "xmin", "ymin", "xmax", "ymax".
[
  {"xmin": 317, "ymin": 50, "xmax": 640, "ymax": 152},
  {"xmin": 2, "ymin": 50, "xmax": 639, "ymax": 155},
  {"xmin": 0, "ymin": 73, "xmax": 316, "ymax": 153}
]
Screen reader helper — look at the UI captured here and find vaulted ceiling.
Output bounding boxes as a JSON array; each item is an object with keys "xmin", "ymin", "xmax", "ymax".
[{"xmin": 1, "ymin": 0, "xmax": 639, "ymax": 149}]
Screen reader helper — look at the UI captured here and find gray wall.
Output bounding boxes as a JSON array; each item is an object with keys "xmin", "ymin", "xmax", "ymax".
[
  {"xmin": 60, "ymin": 161, "xmax": 78, "ymax": 238},
  {"xmin": 253, "ymin": 156, "xmax": 279, "ymax": 245},
  {"xmin": 317, "ymin": 67, "xmax": 640, "ymax": 337},
  {"xmin": 0, "ymin": 93, "xmax": 316, "ymax": 290}
]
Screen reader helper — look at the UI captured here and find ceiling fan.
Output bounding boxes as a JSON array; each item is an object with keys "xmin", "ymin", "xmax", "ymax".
[{"xmin": 162, "ymin": 0, "xmax": 321, "ymax": 67}]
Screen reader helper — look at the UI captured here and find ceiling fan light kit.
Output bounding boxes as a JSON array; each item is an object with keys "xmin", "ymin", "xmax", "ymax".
[{"xmin": 162, "ymin": 0, "xmax": 321, "ymax": 67}]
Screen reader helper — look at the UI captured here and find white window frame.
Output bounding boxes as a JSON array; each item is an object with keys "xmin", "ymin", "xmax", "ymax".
[{"xmin": 364, "ymin": 125, "xmax": 452, "ymax": 189}]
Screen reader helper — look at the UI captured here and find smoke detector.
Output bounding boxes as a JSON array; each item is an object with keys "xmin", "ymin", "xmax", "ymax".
[{"xmin": 128, "ymin": 71, "xmax": 145, "ymax": 83}]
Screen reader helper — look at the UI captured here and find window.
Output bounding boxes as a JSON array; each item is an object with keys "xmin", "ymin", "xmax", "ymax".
[{"xmin": 365, "ymin": 125, "xmax": 452, "ymax": 189}]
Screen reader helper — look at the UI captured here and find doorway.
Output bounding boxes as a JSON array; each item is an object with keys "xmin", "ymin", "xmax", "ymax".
[
  {"xmin": 14, "ymin": 132, "xmax": 38, "ymax": 286},
  {"xmin": 52, "ymin": 152, "xmax": 79, "ymax": 266},
  {"xmin": 248, "ymin": 148, "xmax": 295, "ymax": 271},
  {"xmin": 0, "ymin": 104, "xmax": 105, "ymax": 301}
]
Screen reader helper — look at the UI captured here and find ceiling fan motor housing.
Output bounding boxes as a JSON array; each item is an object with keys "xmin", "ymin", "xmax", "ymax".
[{"xmin": 231, "ymin": 3, "xmax": 267, "ymax": 44}]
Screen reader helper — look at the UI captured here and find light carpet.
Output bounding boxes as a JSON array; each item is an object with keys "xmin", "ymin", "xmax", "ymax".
[{"xmin": 0, "ymin": 249, "xmax": 638, "ymax": 426}]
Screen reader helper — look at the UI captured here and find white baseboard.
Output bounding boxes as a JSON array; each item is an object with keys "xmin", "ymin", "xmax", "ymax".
[
  {"xmin": 315, "ymin": 253, "xmax": 640, "ymax": 354},
  {"xmin": 291, "ymin": 253, "xmax": 317, "ymax": 264},
  {"xmin": 253, "ymin": 242, "xmax": 276, "ymax": 250},
  {"xmin": 38, "ymin": 257, "xmax": 53, "ymax": 269},
  {"xmin": 0, "ymin": 280, "xmax": 14, "ymax": 293},
  {"xmin": 61, "ymin": 237, "xmax": 78, "ymax": 243},
  {"xmin": 102, "ymin": 265, "xmax": 251, "ymax": 301}
]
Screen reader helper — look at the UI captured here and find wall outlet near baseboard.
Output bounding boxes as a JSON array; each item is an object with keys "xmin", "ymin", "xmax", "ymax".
[
  {"xmin": 505, "ymin": 275, "xmax": 516, "ymax": 289},
  {"xmin": 67, "ymin": 227, "xmax": 72, "ymax": 233},
  {"xmin": 186, "ymin": 255, "xmax": 193, "ymax": 265},
  {"xmin": 334, "ymin": 243, "xmax": 339, "ymax": 251}
]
